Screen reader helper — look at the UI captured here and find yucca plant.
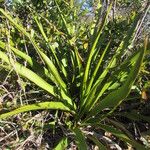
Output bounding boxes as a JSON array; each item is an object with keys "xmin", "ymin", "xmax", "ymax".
[{"xmin": 0, "ymin": 1, "xmax": 149, "ymax": 149}]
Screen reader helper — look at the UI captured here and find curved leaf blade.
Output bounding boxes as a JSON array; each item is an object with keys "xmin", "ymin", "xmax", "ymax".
[
  {"xmin": 0, "ymin": 41, "xmax": 51, "ymax": 79},
  {"xmin": 0, "ymin": 9, "xmax": 67, "ymax": 91},
  {"xmin": 0, "ymin": 51, "xmax": 74, "ymax": 109},
  {"xmin": 98, "ymin": 123, "xmax": 147, "ymax": 150},
  {"xmin": 86, "ymin": 45, "xmax": 145, "ymax": 120},
  {"xmin": 0, "ymin": 102, "xmax": 74, "ymax": 119},
  {"xmin": 81, "ymin": 2, "xmax": 113, "ymax": 100}
]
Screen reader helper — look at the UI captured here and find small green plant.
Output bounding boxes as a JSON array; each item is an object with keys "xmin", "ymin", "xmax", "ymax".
[{"xmin": 0, "ymin": 1, "xmax": 148, "ymax": 149}]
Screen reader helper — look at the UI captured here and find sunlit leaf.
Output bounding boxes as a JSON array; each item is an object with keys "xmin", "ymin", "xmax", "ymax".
[
  {"xmin": 54, "ymin": 137, "xmax": 68, "ymax": 150},
  {"xmin": 86, "ymin": 46, "xmax": 145, "ymax": 120},
  {"xmin": 0, "ymin": 102, "xmax": 74, "ymax": 120}
]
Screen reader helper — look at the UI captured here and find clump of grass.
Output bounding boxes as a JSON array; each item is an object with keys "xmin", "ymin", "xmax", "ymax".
[{"xmin": 0, "ymin": 1, "xmax": 149, "ymax": 149}]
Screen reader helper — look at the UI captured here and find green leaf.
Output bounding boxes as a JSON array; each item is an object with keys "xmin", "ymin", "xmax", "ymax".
[
  {"xmin": 82, "ymin": 41, "xmax": 111, "ymax": 111},
  {"xmin": 73, "ymin": 127, "xmax": 87, "ymax": 150},
  {"xmin": 0, "ymin": 41, "xmax": 33, "ymax": 65},
  {"xmin": 100, "ymin": 123, "xmax": 130, "ymax": 141},
  {"xmin": 34, "ymin": 16, "xmax": 49, "ymax": 42},
  {"xmin": 54, "ymin": 137, "xmax": 68, "ymax": 150},
  {"xmin": 54, "ymin": 0, "xmax": 83, "ymax": 74},
  {"xmin": 98, "ymin": 123, "xmax": 147, "ymax": 150},
  {"xmin": 0, "ymin": 9, "xmax": 29, "ymax": 37},
  {"xmin": 0, "ymin": 50, "xmax": 9, "ymax": 63},
  {"xmin": 0, "ymin": 9, "xmax": 68, "ymax": 92},
  {"xmin": 87, "ymin": 134, "xmax": 107, "ymax": 150},
  {"xmin": 120, "ymin": 111, "xmax": 150, "ymax": 123},
  {"xmin": 37, "ymin": 49, "xmax": 67, "ymax": 90},
  {"xmin": 88, "ymin": 12, "xmax": 141, "ymax": 96},
  {"xmin": 86, "ymin": 45, "xmax": 145, "ymax": 120},
  {"xmin": 0, "ymin": 41, "xmax": 51, "ymax": 79},
  {"xmin": 54, "ymin": 0, "xmax": 71, "ymax": 36},
  {"xmin": 81, "ymin": 2, "xmax": 113, "ymax": 100},
  {"xmin": 79, "ymin": 46, "xmax": 141, "ymax": 119},
  {"xmin": 0, "ymin": 51, "xmax": 75, "ymax": 109},
  {"xmin": 0, "ymin": 102, "xmax": 74, "ymax": 119},
  {"xmin": 34, "ymin": 16, "xmax": 68, "ymax": 78},
  {"xmin": 86, "ymin": 40, "xmax": 111, "ymax": 95}
]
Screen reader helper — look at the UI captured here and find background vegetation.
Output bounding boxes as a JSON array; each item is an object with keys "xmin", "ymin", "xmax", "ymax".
[{"xmin": 0, "ymin": 0, "xmax": 149, "ymax": 149}]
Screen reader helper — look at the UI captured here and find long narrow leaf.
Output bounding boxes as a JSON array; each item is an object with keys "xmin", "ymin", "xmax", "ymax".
[
  {"xmin": 0, "ymin": 102, "xmax": 74, "ymax": 119},
  {"xmin": 0, "ymin": 9, "xmax": 68, "ymax": 92},
  {"xmin": 86, "ymin": 45, "xmax": 145, "ymax": 120},
  {"xmin": 81, "ymin": 2, "xmax": 113, "ymax": 101},
  {"xmin": 85, "ymin": 48, "xmax": 142, "ymax": 112},
  {"xmin": 0, "ymin": 41, "xmax": 33, "ymax": 65},
  {"xmin": 77, "ymin": 48, "xmax": 140, "ymax": 119},
  {"xmin": 87, "ymin": 134, "xmax": 107, "ymax": 150},
  {"xmin": 98, "ymin": 123, "xmax": 147, "ymax": 150},
  {"xmin": 86, "ymin": 40, "xmax": 111, "ymax": 94},
  {"xmin": 0, "ymin": 51, "xmax": 75, "ymax": 109},
  {"xmin": 34, "ymin": 16, "xmax": 49, "ymax": 42},
  {"xmin": 0, "ymin": 41, "xmax": 51, "ymax": 79},
  {"xmin": 34, "ymin": 16, "xmax": 68, "ymax": 78},
  {"xmin": 73, "ymin": 127, "xmax": 87, "ymax": 150},
  {"xmin": 54, "ymin": 0, "xmax": 70, "ymax": 36},
  {"xmin": 0, "ymin": 9, "xmax": 29, "ymax": 37},
  {"xmin": 54, "ymin": 0, "xmax": 83, "ymax": 74},
  {"xmin": 92, "ymin": 13, "xmax": 141, "ymax": 92},
  {"xmin": 0, "ymin": 50, "xmax": 9, "ymax": 63},
  {"xmin": 120, "ymin": 111, "xmax": 150, "ymax": 123}
]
